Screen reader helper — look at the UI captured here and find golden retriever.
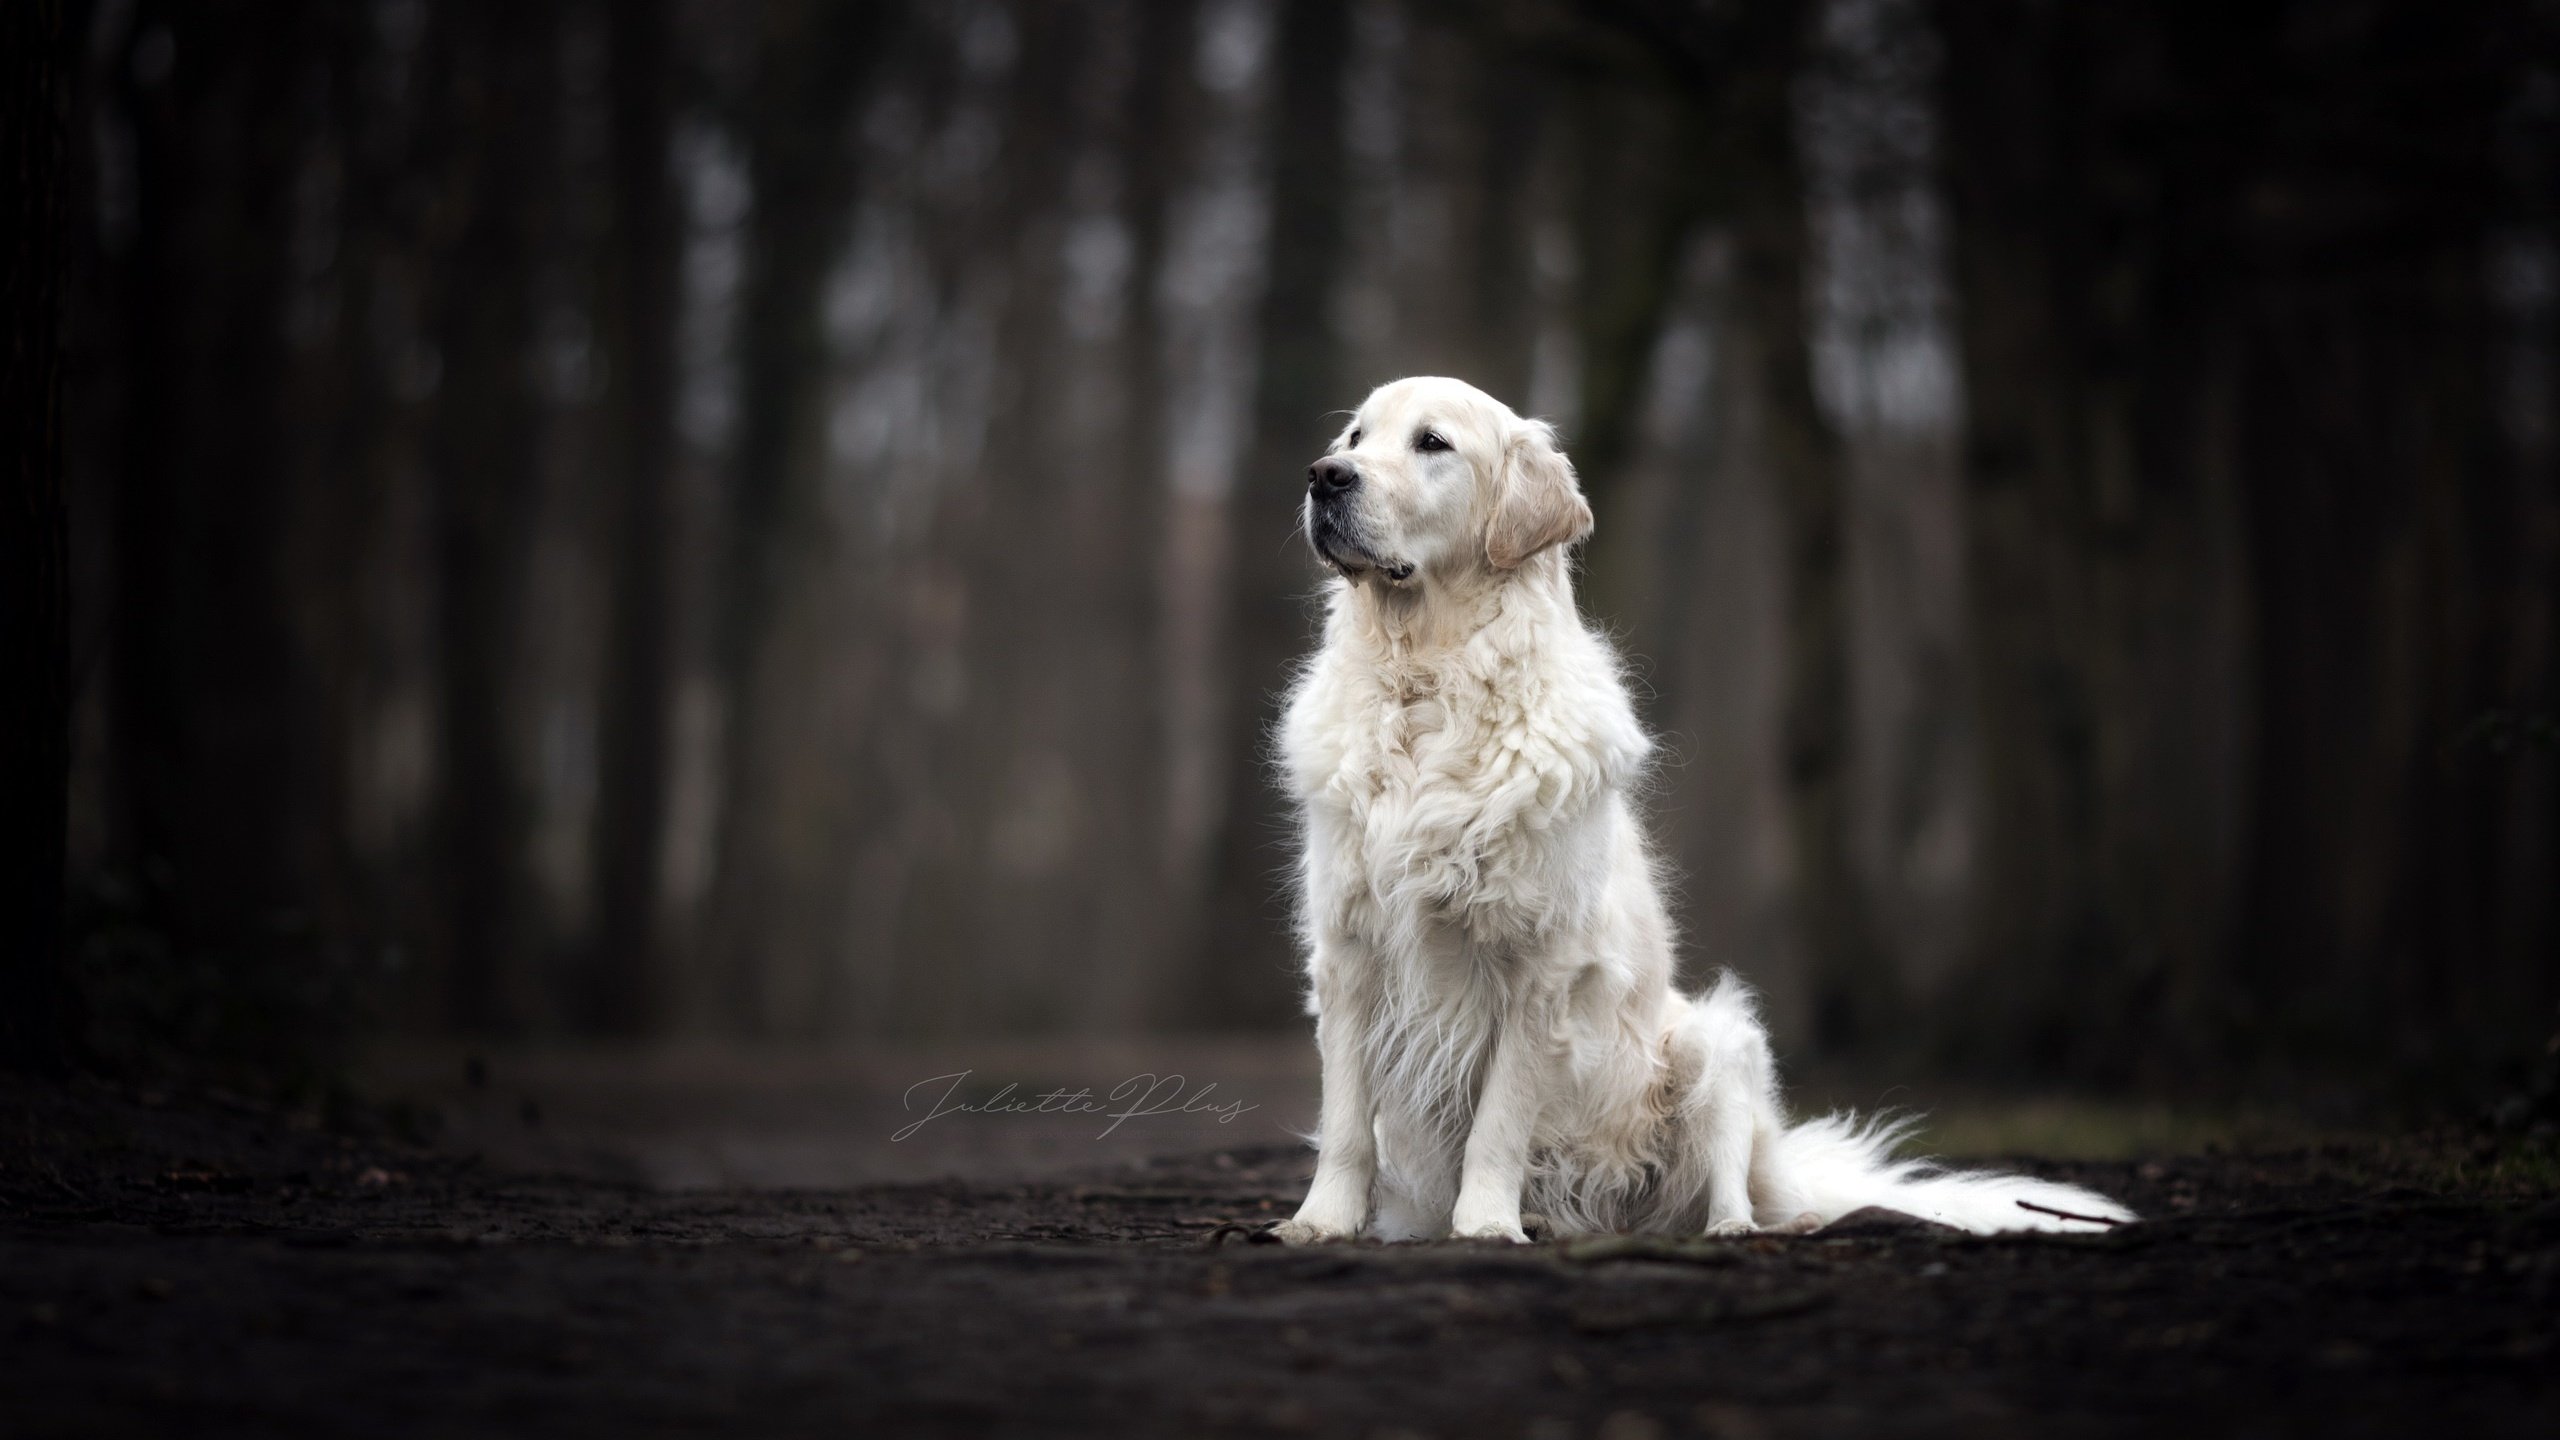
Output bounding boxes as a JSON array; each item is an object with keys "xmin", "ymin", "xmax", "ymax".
[{"xmin": 1272, "ymin": 376, "xmax": 2131, "ymax": 1242}]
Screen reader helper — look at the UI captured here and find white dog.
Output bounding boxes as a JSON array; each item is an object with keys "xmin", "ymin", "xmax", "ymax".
[{"xmin": 1271, "ymin": 376, "xmax": 2132, "ymax": 1243}]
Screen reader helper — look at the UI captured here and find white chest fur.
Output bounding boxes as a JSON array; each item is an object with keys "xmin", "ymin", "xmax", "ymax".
[{"xmin": 1281, "ymin": 581, "xmax": 1649, "ymax": 958}]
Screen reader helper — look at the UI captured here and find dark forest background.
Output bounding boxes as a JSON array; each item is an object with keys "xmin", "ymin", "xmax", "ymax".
[{"xmin": 5, "ymin": 0, "xmax": 2557, "ymax": 1103}]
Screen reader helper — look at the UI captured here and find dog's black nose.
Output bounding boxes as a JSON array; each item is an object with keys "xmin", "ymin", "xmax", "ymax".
[{"xmin": 1309, "ymin": 456, "xmax": 1358, "ymax": 497}]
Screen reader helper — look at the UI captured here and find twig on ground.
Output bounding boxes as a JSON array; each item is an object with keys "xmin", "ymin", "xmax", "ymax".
[
  {"xmin": 2017, "ymin": 1199, "xmax": 2125, "ymax": 1228},
  {"xmin": 1201, "ymin": 1220, "xmax": 1282, "ymax": 1247}
]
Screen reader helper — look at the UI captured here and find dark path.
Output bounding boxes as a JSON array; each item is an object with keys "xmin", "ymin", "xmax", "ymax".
[{"xmin": 3, "ymin": 1077, "xmax": 2554, "ymax": 1438}]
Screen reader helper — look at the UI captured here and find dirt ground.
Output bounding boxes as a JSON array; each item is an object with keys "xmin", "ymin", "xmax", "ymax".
[{"xmin": 2, "ymin": 1067, "xmax": 2555, "ymax": 1439}]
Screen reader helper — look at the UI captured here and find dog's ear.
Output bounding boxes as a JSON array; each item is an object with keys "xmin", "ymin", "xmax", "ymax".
[{"xmin": 1486, "ymin": 420, "xmax": 1593, "ymax": 569}]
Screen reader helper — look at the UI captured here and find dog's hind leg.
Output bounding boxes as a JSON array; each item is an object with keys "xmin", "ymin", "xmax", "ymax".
[
  {"xmin": 1698, "ymin": 1081, "xmax": 1760, "ymax": 1235},
  {"xmin": 1681, "ymin": 975, "xmax": 1779, "ymax": 1235}
]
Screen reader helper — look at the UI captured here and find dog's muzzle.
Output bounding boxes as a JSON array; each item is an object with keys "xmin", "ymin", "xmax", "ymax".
[{"xmin": 1305, "ymin": 459, "xmax": 1413, "ymax": 581}]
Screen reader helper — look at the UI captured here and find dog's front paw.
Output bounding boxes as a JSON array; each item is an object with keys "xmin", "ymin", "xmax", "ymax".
[
  {"xmin": 1703, "ymin": 1217, "xmax": 1757, "ymax": 1238},
  {"xmin": 1270, "ymin": 1215, "xmax": 1357, "ymax": 1245},
  {"xmin": 1449, "ymin": 1204, "xmax": 1531, "ymax": 1244},
  {"xmin": 1450, "ymin": 1190, "xmax": 1531, "ymax": 1243}
]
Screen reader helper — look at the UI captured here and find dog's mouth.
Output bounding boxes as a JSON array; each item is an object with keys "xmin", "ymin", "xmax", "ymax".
[{"xmin": 1308, "ymin": 509, "xmax": 1415, "ymax": 583}]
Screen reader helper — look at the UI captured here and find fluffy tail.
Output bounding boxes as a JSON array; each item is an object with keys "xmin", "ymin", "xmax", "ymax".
[{"xmin": 1759, "ymin": 1112, "xmax": 2135, "ymax": 1234}]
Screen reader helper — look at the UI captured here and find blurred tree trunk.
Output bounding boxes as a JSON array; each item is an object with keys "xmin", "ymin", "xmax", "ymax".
[
  {"xmin": 1373, "ymin": 11, "xmax": 1542, "ymax": 393},
  {"xmin": 1198, "ymin": 0, "xmax": 1354, "ymax": 1027},
  {"xmin": 1458, "ymin": 49, "xmax": 1545, "ymax": 407},
  {"xmin": 1552, "ymin": 29, "xmax": 1719, "ymax": 663},
  {"xmin": 2228, "ymin": 4, "xmax": 2536, "ymax": 1073},
  {"xmin": 423, "ymin": 2, "xmax": 555, "ymax": 1034},
  {"xmin": 2, "ymin": 0, "xmax": 70, "ymax": 1071},
  {"xmin": 110, "ymin": 1, "xmax": 328, "ymax": 983},
  {"xmin": 1935, "ymin": 0, "xmax": 2534, "ymax": 1082},
  {"xmin": 303, "ymin": 5, "xmax": 420, "ymax": 982},
  {"xmin": 998, "ymin": 6, "xmax": 1098, "ymax": 1030},
  {"xmin": 581, "ymin": 0, "xmax": 680, "ymax": 1036},
  {"xmin": 1080, "ymin": 0, "xmax": 1195, "ymax": 1031},
  {"xmin": 896, "ymin": 12, "xmax": 1047, "ymax": 1034},
  {"xmin": 1564, "ymin": 82, "xmax": 1706, "ymax": 536},
  {"xmin": 1933, "ymin": 0, "xmax": 2228, "ymax": 1079},
  {"xmin": 1719, "ymin": 1, "xmax": 1896, "ymax": 1054},
  {"xmin": 707, "ymin": 0, "xmax": 888, "ymax": 1034}
]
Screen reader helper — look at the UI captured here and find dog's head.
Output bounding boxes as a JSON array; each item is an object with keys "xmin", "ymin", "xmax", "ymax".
[{"xmin": 1303, "ymin": 376, "xmax": 1592, "ymax": 588}]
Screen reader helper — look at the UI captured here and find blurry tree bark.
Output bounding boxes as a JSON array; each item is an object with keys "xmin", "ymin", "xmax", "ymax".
[
  {"xmin": 1563, "ymin": 82, "xmax": 1706, "ymax": 534},
  {"xmin": 960, "ymin": 4, "xmax": 1109, "ymax": 1032},
  {"xmin": 1934, "ymin": 0, "xmax": 2222, "ymax": 1079},
  {"xmin": 582, "ymin": 0, "xmax": 680, "ymax": 1036},
  {"xmin": 1080, "ymin": 0, "xmax": 1195, "ymax": 1031},
  {"xmin": 1934, "ymin": 0, "xmax": 2541, "ymax": 1080},
  {"xmin": 708, "ymin": 0, "xmax": 889, "ymax": 1033},
  {"xmin": 302, "ymin": 5, "xmax": 422, "ymax": 979},
  {"xmin": 109, "ymin": 1, "xmax": 330, "ymax": 988},
  {"xmin": 1199, "ymin": 0, "xmax": 1354, "ymax": 1027},
  {"xmin": 2, "ymin": 0, "xmax": 70, "ymax": 1071},
  {"xmin": 2225, "ymin": 2, "xmax": 2540, "ymax": 1073},
  {"xmin": 1459, "ymin": 49, "xmax": 1545, "ymax": 407},
  {"xmin": 423, "ymin": 1, "xmax": 555, "ymax": 1034},
  {"xmin": 1718, "ymin": 0, "xmax": 1897, "ymax": 1054},
  {"xmin": 1548, "ymin": 2, "xmax": 1727, "ymax": 534},
  {"xmin": 1370, "ymin": 12, "xmax": 1541, "ymax": 393}
]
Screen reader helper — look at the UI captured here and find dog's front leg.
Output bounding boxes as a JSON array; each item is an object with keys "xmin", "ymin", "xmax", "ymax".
[
  {"xmin": 1449, "ymin": 982, "xmax": 1561, "ymax": 1243},
  {"xmin": 1273, "ymin": 1000, "xmax": 1377, "ymax": 1245}
]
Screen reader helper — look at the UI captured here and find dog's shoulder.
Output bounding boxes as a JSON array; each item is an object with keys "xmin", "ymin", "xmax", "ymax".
[{"xmin": 1472, "ymin": 606, "xmax": 1651, "ymax": 822}]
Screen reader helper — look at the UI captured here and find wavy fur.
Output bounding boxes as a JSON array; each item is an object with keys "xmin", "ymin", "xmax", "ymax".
[{"xmin": 1272, "ymin": 377, "xmax": 2132, "ymax": 1243}]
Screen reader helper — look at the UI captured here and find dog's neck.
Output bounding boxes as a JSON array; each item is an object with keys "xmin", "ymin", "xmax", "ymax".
[{"xmin": 1340, "ymin": 550, "xmax": 1578, "ymax": 662}]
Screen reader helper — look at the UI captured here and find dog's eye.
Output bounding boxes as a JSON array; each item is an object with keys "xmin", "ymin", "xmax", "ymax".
[
  {"xmin": 1414, "ymin": 431, "xmax": 1450, "ymax": 453},
  {"xmin": 1345, "ymin": 429, "xmax": 1362, "ymax": 449}
]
